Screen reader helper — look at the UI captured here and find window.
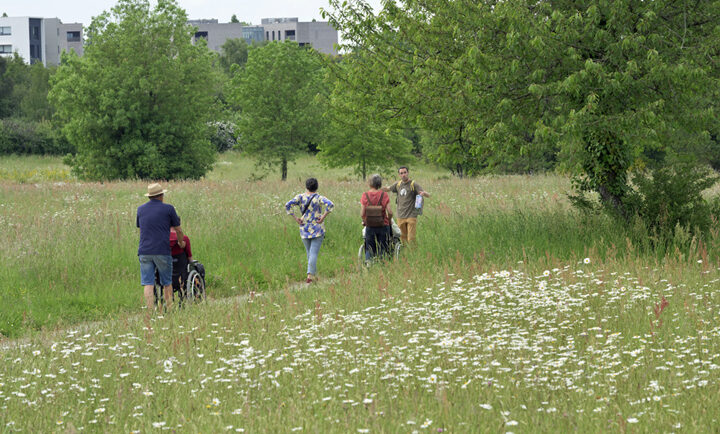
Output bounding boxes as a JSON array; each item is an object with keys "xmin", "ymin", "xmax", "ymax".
[
  {"xmin": 0, "ymin": 26, "xmax": 11, "ymax": 36},
  {"xmin": 0, "ymin": 45, "xmax": 12, "ymax": 54},
  {"xmin": 67, "ymin": 31, "xmax": 81, "ymax": 42},
  {"xmin": 194, "ymin": 31, "xmax": 208, "ymax": 40},
  {"xmin": 266, "ymin": 31, "xmax": 269, "ymax": 40},
  {"xmin": 285, "ymin": 30, "xmax": 295, "ymax": 41},
  {"xmin": 32, "ymin": 26, "xmax": 40, "ymax": 39},
  {"xmin": 272, "ymin": 30, "xmax": 275, "ymax": 41}
]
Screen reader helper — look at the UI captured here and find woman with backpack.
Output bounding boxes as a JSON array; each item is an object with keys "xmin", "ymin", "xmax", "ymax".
[
  {"xmin": 361, "ymin": 174, "xmax": 393, "ymax": 263},
  {"xmin": 285, "ymin": 178, "xmax": 335, "ymax": 284}
]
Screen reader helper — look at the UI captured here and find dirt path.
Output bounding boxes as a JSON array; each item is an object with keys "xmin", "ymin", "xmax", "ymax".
[{"xmin": 0, "ymin": 277, "xmax": 333, "ymax": 352}]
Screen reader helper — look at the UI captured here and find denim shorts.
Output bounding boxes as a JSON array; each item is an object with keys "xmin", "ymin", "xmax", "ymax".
[{"xmin": 139, "ymin": 255, "xmax": 173, "ymax": 286}]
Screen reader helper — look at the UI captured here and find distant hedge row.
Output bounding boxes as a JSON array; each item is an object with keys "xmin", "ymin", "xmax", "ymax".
[{"xmin": 0, "ymin": 119, "xmax": 74, "ymax": 155}]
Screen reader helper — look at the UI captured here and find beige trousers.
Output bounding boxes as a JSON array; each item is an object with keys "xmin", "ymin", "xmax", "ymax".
[{"xmin": 397, "ymin": 217, "xmax": 417, "ymax": 243}]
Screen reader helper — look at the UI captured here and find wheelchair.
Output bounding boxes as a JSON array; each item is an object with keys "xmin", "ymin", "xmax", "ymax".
[
  {"xmin": 357, "ymin": 220, "xmax": 403, "ymax": 270},
  {"xmin": 154, "ymin": 258, "xmax": 206, "ymax": 308}
]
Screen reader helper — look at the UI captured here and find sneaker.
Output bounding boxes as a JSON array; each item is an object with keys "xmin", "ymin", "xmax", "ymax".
[{"xmin": 306, "ymin": 277, "xmax": 313, "ymax": 284}]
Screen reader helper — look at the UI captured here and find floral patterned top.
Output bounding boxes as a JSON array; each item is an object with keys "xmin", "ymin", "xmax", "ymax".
[{"xmin": 285, "ymin": 193, "xmax": 335, "ymax": 239}]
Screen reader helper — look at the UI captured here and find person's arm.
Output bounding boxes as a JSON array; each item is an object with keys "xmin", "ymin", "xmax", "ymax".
[
  {"xmin": 416, "ymin": 184, "xmax": 430, "ymax": 198},
  {"xmin": 285, "ymin": 195, "xmax": 303, "ymax": 225},
  {"xmin": 173, "ymin": 226, "xmax": 186, "ymax": 249},
  {"xmin": 383, "ymin": 194, "xmax": 393, "ymax": 220},
  {"xmin": 360, "ymin": 194, "xmax": 367, "ymax": 224},
  {"xmin": 317, "ymin": 196, "xmax": 334, "ymax": 224},
  {"xmin": 184, "ymin": 236, "xmax": 192, "ymax": 260}
]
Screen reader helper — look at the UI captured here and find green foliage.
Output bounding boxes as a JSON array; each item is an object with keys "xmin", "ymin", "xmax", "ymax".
[
  {"xmin": 17, "ymin": 63, "xmax": 55, "ymax": 121},
  {"xmin": 324, "ymin": 0, "xmax": 720, "ymax": 210},
  {"xmin": 229, "ymin": 14, "xmax": 250, "ymax": 25},
  {"xmin": 228, "ymin": 41, "xmax": 326, "ymax": 180},
  {"xmin": 0, "ymin": 119, "xmax": 74, "ymax": 155},
  {"xmin": 0, "ymin": 55, "xmax": 18, "ymax": 118},
  {"xmin": 218, "ymin": 37, "xmax": 249, "ymax": 75},
  {"xmin": 208, "ymin": 120, "xmax": 238, "ymax": 152},
  {"xmin": 0, "ymin": 54, "xmax": 55, "ymax": 121},
  {"xmin": 319, "ymin": 53, "xmax": 412, "ymax": 179},
  {"xmin": 625, "ymin": 163, "xmax": 719, "ymax": 237},
  {"xmin": 48, "ymin": 0, "xmax": 218, "ymax": 181}
]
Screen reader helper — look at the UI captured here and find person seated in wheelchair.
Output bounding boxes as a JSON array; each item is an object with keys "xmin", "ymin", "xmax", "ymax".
[
  {"xmin": 169, "ymin": 227, "xmax": 192, "ymax": 295},
  {"xmin": 361, "ymin": 174, "xmax": 395, "ymax": 261}
]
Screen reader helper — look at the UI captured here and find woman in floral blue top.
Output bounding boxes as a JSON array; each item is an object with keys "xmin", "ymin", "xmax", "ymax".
[{"xmin": 285, "ymin": 178, "xmax": 335, "ymax": 283}]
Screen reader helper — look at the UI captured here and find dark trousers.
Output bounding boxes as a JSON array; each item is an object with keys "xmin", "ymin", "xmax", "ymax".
[
  {"xmin": 172, "ymin": 252, "xmax": 189, "ymax": 292},
  {"xmin": 365, "ymin": 225, "xmax": 391, "ymax": 260}
]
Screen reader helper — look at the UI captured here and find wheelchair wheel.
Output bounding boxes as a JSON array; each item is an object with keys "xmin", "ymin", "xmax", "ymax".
[
  {"xmin": 187, "ymin": 270, "xmax": 206, "ymax": 303},
  {"xmin": 392, "ymin": 238, "xmax": 403, "ymax": 260},
  {"xmin": 153, "ymin": 281, "xmax": 163, "ymax": 307},
  {"xmin": 153, "ymin": 270, "xmax": 165, "ymax": 309},
  {"xmin": 357, "ymin": 243, "xmax": 366, "ymax": 271}
]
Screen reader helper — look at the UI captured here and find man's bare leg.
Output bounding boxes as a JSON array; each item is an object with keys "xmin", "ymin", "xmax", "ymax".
[
  {"xmin": 144, "ymin": 284, "xmax": 155, "ymax": 311},
  {"xmin": 163, "ymin": 284, "xmax": 173, "ymax": 311}
]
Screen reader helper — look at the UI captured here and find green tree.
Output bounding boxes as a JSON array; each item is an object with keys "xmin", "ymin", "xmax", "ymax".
[
  {"xmin": 218, "ymin": 38, "xmax": 249, "ymax": 75},
  {"xmin": 0, "ymin": 54, "xmax": 55, "ymax": 121},
  {"xmin": 319, "ymin": 53, "xmax": 412, "ymax": 179},
  {"xmin": 325, "ymin": 0, "xmax": 720, "ymax": 216},
  {"xmin": 49, "ymin": 0, "xmax": 218, "ymax": 181},
  {"xmin": 0, "ymin": 54, "xmax": 27, "ymax": 119},
  {"xmin": 17, "ymin": 63, "xmax": 54, "ymax": 121},
  {"xmin": 228, "ymin": 41, "xmax": 326, "ymax": 180},
  {"xmin": 229, "ymin": 14, "xmax": 250, "ymax": 26}
]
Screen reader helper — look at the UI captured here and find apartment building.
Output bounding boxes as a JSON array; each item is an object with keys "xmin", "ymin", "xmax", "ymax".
[
  {"xmin": 1, "ymin": 14, "xmax": 338, "ymax": 66},
  {"xmin": 188, "ymin": 19, "xmax": 265, "ymax": 51},
  {"xmin": 189, "ymin": 18, "xmax": 338, "ymax": 55},
  {"xmin": 261, "ymin": 17, "xmax": 338, "ymax": 55},
  {"xmin": 0, "ymin": 16, "xmax": 83, "ymax": 66}
]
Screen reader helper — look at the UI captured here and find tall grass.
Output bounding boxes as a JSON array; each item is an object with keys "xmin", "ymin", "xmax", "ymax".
[
  {"xmin": 1, "ymin": 153, "xmax": 716, "ymax": 338},
  {"xmin": 2, "ymin": 153, "xmax": 720, "ymax": 431}
]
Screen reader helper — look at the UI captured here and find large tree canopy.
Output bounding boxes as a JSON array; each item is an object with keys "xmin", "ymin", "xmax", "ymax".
[
  {"xmin": 319, "ymin": 52, "xmax": 413, "ymax": 180},
  {"xmin": 324, "ymin": 0, "xmax": 720, "ymax": 214},
  {"xmin": 228, "ymin": 41, "xmax": 326, "ymax": 180},
  {"xmin": 49, "ymin": 0, "xmax": 218, "ymax": 181}
]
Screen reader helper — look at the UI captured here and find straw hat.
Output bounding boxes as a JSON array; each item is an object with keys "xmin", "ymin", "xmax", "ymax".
[{"xmin": 145, "ymin": 183, "xmax": 167, "ymax": 197}]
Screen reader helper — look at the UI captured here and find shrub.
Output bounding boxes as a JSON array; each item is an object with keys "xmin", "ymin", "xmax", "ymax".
[
  {"xmin": 624, "ymin": 162, "xmax": 718, "ymax": 236},
  {"xmin": 0, "ymin": 118, "xmax": 74, "ymax": 155},
  {"xmin": 209, "ymin": 121, "xmax": 238, "ymax": 153}
]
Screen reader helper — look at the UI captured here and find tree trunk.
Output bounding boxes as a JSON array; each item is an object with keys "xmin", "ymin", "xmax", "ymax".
[
  {"xmin": 362, "ymin": 157, "xmax": 366, "ymax": 181},
  {"xmin": 584, "ymin": 130, "xmax": 628, "ymax": 219},
  {"xmin": 597, "ymin": 177, "xmax": 626, "ymax": 219},
  {"xmin": 281, "ymin": 157, "xmax": 287, "ymax": 181}
]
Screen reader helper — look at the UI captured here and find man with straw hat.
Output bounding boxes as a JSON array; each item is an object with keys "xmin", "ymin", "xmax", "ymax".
[{"xmin": 136, "ymin": 182, "xmax": 185, "ymax": 312}]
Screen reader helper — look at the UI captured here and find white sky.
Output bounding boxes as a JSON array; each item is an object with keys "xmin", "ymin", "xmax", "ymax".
[{"xmin": 0, "ymin": 0, "xmax": 381, "ymax": 27}]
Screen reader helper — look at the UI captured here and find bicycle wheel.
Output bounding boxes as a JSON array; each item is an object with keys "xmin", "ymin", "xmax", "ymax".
[
  {"xmin": 187, "ymin": 270, "xmax": 206, "ymax": 303},
  {"xmin": 357, "ymin": 243, "xmax": 366, "ymax": 271}
]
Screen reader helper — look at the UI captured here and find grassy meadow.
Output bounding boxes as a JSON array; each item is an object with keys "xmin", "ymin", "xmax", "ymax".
[{"xmin": 2, "ymin": 152, "xmax": 720, "ymax": 431}]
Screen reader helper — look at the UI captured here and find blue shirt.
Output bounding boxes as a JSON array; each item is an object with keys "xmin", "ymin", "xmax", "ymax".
[
  {"xmin": 136, "ymin": 199, "xmax": 181, "ymax": 255},
  {"xmin": 285, "ymin": 193, "xmax": 334, "ymax": 239}
]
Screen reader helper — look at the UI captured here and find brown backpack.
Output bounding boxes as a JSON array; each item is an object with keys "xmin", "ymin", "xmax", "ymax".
[{"xmin": 364, "ymin": 191, "xmax": 386, "ymax": 227}]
